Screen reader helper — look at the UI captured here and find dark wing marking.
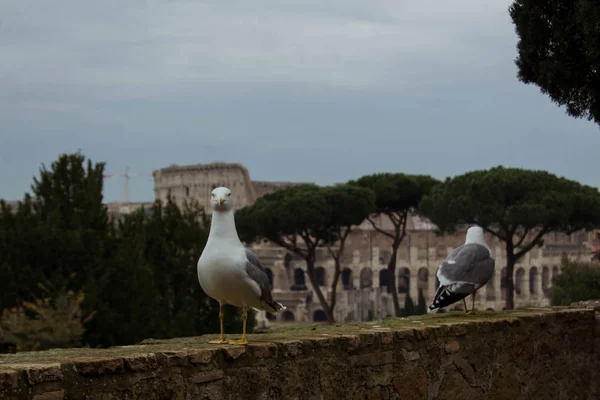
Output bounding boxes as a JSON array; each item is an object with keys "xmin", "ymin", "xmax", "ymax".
[
  {"xmin": 244, "ymin": 249, "xmax": 283, "ymax": 312},
  {"xmin": 429, "ymin": 243, "xmax": 495, "ymax": 311}
]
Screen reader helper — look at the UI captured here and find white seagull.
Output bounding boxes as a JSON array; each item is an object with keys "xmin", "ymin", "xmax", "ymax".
[
  {"xmin": 197, "ymin": 186, "xmax": 285, "ymax": 345},
  {"xmin": 428, "ymin": 226, "xmax": 495, "ymax": 314}
]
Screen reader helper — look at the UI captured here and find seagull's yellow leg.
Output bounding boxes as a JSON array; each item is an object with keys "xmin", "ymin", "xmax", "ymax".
[
  {"xmin": 462, "ymin": 298, "xmax": 469, "ymax": 313},
  {"xmin": 228, "ymin": 307, "xmax": 249, "ymax": 345},
  {"xmin": 468, "ymin": 291, "xmax": 478, "ymax": 315},
  {"xmin": 208, "ymin": 303, "xmax": 229, "ymax": 344}
]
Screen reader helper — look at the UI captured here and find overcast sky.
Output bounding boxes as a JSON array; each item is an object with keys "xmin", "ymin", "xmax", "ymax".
[{"xmin": 1, "ymin": 0, "xmax": 598, "ymax": 203}]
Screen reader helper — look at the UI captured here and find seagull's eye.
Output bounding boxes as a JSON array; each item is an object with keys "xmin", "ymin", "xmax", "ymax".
[
  {"xmin": 211, "ymin": 193, "xmax": 215, "ymax": 197},
  {"xmin": 227, "ymin": 193, "xmax": 231, "ymax": 197}
]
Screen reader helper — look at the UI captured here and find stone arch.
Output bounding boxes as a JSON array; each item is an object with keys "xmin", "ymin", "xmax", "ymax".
[
  {"xmin": 398, "ymin": 267, "xmax": 410, "ymax": 294},
  {"xmin": 529, "ymin": 266, "xmax": 538, "ymax": 295},
  {"xmin": 315, "ymin": 267, "xmax": 326, "ymax": 286},
  {"xmin": 291, "ymin": 268, "xmax": 307, "ymax": 291},
  {"xmin": 282, "ymin": 310, "xmax": 295, "ymax": 321},
  {"xmin": 417, "ymin": 268, "xmax": 429, "ymax": 291},
  {"xmin": 341, "ymin": 267, "xmax": 353, "ymax": 290},
  {"xmin": 542, "ymin": 266, "xmax": 550, "ymax": 296},
  {"xmin": 515, "ymin": 267, "xmax": 525, "ymax": 296},
  {"xmin": 500, "ymin": 267, "xmax": 507, "ymax": 300},
  {"xmin": 379, "ymin": 269, "xmax": 390, "ymax": 292},
  {"xmin": 265, "ymin": 268, "xmax": 274, "ymax": 288},
  {"xmin": 313, "ymin": 310, "xmax": 327, "ymax": 322},
  {"xmin": 552, "ymin": 265, "xmax": 559, "ymax": 280},
  {"xmin": 359, "ymin": 267, "xmax": 373, "ymax": 288}
]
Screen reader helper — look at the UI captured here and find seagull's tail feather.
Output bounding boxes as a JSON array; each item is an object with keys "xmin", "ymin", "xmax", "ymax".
[
  {"xmin": 428, "ymin": 285, "xmax": 469, "ymax": 312},
  {"xmin": 263, "ymin": 300, "xmax": 286, "ymax": 314}
]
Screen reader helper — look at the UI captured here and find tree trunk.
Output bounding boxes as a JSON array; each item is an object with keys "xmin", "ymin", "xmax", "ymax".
[
  {"xmin": 505, "ymin": 241, "xmax": 515, "ymax": 310},
  {"xmin": 388, "ymin": 244, "xmax": 401, "ymax": 317},
  {"xmin": 328, "ymin": 258, "xmax": 342, "ymax": 318},
  {"xmin": 305, "ymin": 256, "xmax": 335, "ymax": 323}
]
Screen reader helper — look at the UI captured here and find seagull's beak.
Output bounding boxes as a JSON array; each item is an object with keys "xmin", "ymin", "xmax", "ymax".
[{"xmin": 217, "ymin": 197, "xmax": 225, "ymax": 206}]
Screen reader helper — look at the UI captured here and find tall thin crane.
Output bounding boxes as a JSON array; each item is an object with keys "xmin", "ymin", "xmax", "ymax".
[{"xmin": 103, "ymin": 167, "xmax": 151, "ymax": 204}]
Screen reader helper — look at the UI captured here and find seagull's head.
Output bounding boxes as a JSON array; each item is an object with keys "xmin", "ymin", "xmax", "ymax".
[
  {"xmin": 211, "ymin": 186, "xmax": 233, "ymax": 212},
  {"xmin": 465, "ymin": 226, "xmax": 485, "ymax": 244}
]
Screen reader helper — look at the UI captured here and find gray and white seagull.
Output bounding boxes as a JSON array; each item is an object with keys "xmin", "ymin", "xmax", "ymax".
[
  {"xmin": 428, "ymin": 226, "xmax": 495, "ymax": 314},
  {"xmin": 197, "ymin": 186, "xmax": 285, "ymax": 345}
]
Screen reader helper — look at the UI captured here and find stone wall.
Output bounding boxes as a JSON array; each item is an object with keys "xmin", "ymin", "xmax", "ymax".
[{"xmin": 0, "ymin": 307, "xmax": 597, "ymax": 400}]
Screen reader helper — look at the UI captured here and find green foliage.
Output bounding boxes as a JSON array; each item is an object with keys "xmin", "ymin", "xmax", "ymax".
[
  {"xmin": 0, "ymin": 281, "xmax": 90, "ymax": 351},
  {"xmin": 350, "ymin": 173, "xmax": 440, "ymax": 215},
  {"xmin": 509, "ymin": 0, "xmax": 600, "ymax": 125},
  {"xmin": 551, "ymin": 261, "xmax": 600, "ymax": 306},
  {"xmin": 420, "ymin": 166, "xmax": 600, "ymax": 309},
  {"xmin": 0, "ymin": 152, "xmax": 245, "ymax": 349},
  {"xmin": 420, "ymin": 166, "xmax": 600, "ymax": 236}
]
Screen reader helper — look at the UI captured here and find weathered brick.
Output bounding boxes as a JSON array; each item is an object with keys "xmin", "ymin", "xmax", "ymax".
[
  {"xmin": 32, "ymin": 390, "xmax": 65, "ymax": 400},
  {"xmin": 156, "ymin": 351, "xmax": 188, "ymax": 367},
  {"xmin": 249, "ymin": 343, "xmax": 276, "ymax": 359},
  {"xmin": 189, "ymin": 349, "xmax": 218, "ymax": 365},
  {"xmin": 123, "ymin": 354, "xmax": 158, "ymax": 372},
  {"xmin": 24, "ymin": 364, "xmax": 63, "ymax": 385},
  {"xmin": 223, "ymin": 346, "xmax": 246, "ymax": 361},
  {"xmin": 444, "ymin": 341, "xmax": 460, "ymax": 354},
  {"xmin": 380, "ymin": 331, "xmax": 393, "ymax": 345},
  {"xmin": 73, "ymin": 357, "xmax": 124, "ymax": 377},
  {"xmin": 190, "ymin": 370, "xmax": 224, "ymax": 384},
  {"xmin": 0, "ymin": 369, "xmax": 18, "ymax": 390},
  {"xmin": 348, "ymin": 350, "xmax": 394, "ymax": 367},
  {"xmin": 281, "ymin": 341, "xmax": 302, "ymax": 358}
]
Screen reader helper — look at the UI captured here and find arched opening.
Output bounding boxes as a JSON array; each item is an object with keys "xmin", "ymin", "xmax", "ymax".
[
  {"xmin": 529, "ymin": 266, "xmax": 538, "ymax": 295},
  {"xmin": 542, "ymin": 266, "xmax": 550, "ymax": 296},
  {"xmin": 313, "ymin": 310, "xmax": 327, "ymax": 322},
  {"xmin": 515, "ymin": 267, "xmax": 525, "ymax": 296},
  {"xmin": 341, "ymin": 268, "xmax": 353, "ymax": 290},
  {"xmin": 379, "ymin": 268, "xmax": 390, "ymax": 292},
  {"xmin": 500, "ymin": 268, "xmax": 507, "ymax": 301},
  {"xmin": 282, "ymin": 310, "xmax": 295, "ymax": 321},
  {"xmin": 417, "ymin": 268, "xmax": 429, "ymax": 292},
  {"xmin": 359, "ymin": 268, "xmax": 373, "ymax": 288},
  {"xmin": 315, "ymin": 267, "xmax": 326, "ymax": 286},
  {"xmin": 265, "ymin": 268, "xmax": 274, "ymax": 288},
  {"xmin": 291, "ymin": 268, "xmax": 307, "ymax": 291},
  {"xmin": 398, "ymin": 267, "xmax": 410, "ymax": 294}
]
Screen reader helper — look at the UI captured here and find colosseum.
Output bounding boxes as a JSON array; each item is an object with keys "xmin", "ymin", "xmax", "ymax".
[{"xmin": 152, "ymin": 162, "xmax": 599, "ymax": 326}]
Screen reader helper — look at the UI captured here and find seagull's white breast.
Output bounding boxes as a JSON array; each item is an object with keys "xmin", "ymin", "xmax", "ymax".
[{"xmin": 197, "ymin": 240, "xmax": 262, "ymax": 308}]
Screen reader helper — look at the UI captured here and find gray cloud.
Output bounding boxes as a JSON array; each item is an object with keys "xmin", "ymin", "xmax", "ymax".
[{"xmin": 1, "ymin": 0, "xmax": 598, "ymax": 202}]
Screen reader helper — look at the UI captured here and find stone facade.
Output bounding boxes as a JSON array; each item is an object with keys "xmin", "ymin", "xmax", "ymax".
[
  {"xmin": 0, "ymin": 308, "xmax": 596, "ymax": 399},
  {"xmin": 152, "ymin": 162, "xmax": 309, "ymax": 211}
]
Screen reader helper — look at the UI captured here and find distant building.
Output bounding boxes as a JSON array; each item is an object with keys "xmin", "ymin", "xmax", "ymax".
[{"xmin": 152, "ymin": 162, "xmax": 310, "ymax": 211}]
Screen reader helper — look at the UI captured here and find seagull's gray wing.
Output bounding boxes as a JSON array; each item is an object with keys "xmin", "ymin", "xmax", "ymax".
[
  {"xmin": 429, "ymin": 243, "xmax": 495, "ymax": 311},
  {"xmin": 437, "ymin": 243, "xmax": 495, "ymax": 288},
  {"xmin": 244, "ymin": 248, "xmax": 284, "ymax": 312}
]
